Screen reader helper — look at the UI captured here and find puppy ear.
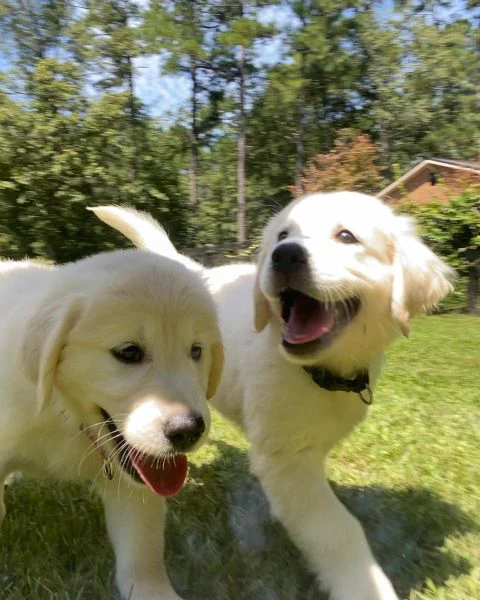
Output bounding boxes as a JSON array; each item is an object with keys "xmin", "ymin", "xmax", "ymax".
[
  {"xmin": 391, "ymin": 216, "xmax": 454, "ymax": 336},
  {"xmin": 253, "ymin": 246, "xmax": 272, "ymax": 332},
  {"xmin": 207, "ymin": 341, "xmax": 224, "ymax": 399},
  {"xmin": 23, "ymin": 298, "xmax": 84, "ymax": 413}
]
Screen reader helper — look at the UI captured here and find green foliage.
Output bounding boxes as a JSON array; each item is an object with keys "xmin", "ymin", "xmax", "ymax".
[
  {"xmin": 0, "ymin": 0, "xmax": 192, "ymax": 261},
  {"xmin": 142, "ymin": 0, "xmax": 211, "ymax": 65},
  {"xmin": 401, "ymin": 188, "xmax": 480, "ymax": 312},
  {"xmin": 357, "ymin": 7, "xmax": 480, "ymax": 174},
  {"xmin": 195, "ymin": 135, "xmax": 239, "ymax": 244},
  {"xmin": 82, "ymin": 0, "xmax": 142, "ymax": 90},
  {"xmin": 405, "ymin": 190, "xmax": 480, "ymax": 274}
]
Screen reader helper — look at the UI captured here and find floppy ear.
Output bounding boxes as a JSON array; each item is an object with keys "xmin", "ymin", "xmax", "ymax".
[
  {"xmin": 391, "ymin": 216, "xmax": 454, "ymax": 336},
  {"xmin": 207, "ymin": 341, "xmax": 225, "ymax": 399},
  {"xmin": 23, "ymin": 298, "xmax": 84, "ymax": 413},
  {"xmin": 253, "ymin": 246, "xmax": 272, "ymax": 332}
]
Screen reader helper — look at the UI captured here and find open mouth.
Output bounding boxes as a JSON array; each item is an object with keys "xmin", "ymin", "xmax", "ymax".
[
  {"xmin": 280, "ymin": 288, "xmax": 360, "ymax": 352},
  {"xmin": 100, "ymin": 409, "xmax": 188, "ymax": 497}
]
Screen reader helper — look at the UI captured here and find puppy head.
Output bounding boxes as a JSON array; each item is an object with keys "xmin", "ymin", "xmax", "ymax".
[
  {"xmin": 254, "ymin": 192, "xmax": 453, "ymax": 371},
  {"xmin": 24, "ymin": 250, "xmax": 223, "ymax": 496}
]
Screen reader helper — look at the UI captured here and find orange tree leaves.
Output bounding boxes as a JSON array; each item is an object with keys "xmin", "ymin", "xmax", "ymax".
[{"xmin": 291, "ymin": 130, "xmax": 383, "ymax": 198}]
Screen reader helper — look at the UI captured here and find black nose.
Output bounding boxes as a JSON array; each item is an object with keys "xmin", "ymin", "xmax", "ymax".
[
  {"xmin": 271, "ymin": 242, "xmax": 308, "ymax": 274},
  {"xmin": 164, "ymin": 414, "xmax": 205, "ymax": 452}
]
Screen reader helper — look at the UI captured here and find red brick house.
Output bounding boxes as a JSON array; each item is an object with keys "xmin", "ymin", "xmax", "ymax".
[{"xmin": 377, "ymin": 157, "xmax": 480, "ymax": 204}]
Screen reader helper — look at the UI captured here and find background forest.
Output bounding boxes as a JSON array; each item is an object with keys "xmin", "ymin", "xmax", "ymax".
[{"xmin": 0, "ymin": 0, "xmax": 478, "ymax": 264}]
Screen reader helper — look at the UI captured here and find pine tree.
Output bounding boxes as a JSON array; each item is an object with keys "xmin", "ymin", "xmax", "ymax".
[
  {"xmin": 212, "ymin": 1, "xmax": 276, "ymax": 242},
  {"xmin": 141, "ymin": 0, "xmax": 223, "ymax": 207}
]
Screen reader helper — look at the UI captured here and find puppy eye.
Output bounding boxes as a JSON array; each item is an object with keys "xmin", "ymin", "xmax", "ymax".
[
  {"xmin": 111, "ymin": 343, "xmax": 145, "ymax": 364},
  {"xmin": 277, "ymin": 230, "xmax": 288, "ymax": 241},
  {"xmin": 190, "ymin": 344, "xmax": 202, "ymax": 361},
  {"xmin": 336, "ymin": 229, "xmax": 359, "ymax": 244}
]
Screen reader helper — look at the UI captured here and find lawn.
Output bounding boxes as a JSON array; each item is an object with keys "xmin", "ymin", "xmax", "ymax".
[{"xmin": 1, "ymin": 315, "xmax": 479, "ymax": 600}]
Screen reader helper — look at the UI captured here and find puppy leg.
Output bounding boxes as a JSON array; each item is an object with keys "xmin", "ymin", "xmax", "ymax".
[
  {"xmin": 250, "ymin": 449, "xmax": 398, "ymax": 600},
  {"xmin": 100, "ymin": 484, "xmax": 182, "ymax": 600}
]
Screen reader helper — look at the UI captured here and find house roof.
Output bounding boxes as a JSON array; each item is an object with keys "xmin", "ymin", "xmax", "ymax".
[{"xmin": 377, "ymin": 157, "xmax": 480, "ymax": 199}]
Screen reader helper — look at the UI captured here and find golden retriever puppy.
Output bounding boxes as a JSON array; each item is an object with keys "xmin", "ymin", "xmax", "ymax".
[
  {"xmin": 93, "ymin": 193, "xmax": 453, "ymax": 600},
  {"xmin": 0, "ymin": 235, "xmax": 223, "ymax": 600}
]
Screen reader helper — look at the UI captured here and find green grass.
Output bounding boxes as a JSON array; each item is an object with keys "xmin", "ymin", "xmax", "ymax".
[{"xmin": 1, "ymin": 315, "xmax": 479, "ymax": 599}]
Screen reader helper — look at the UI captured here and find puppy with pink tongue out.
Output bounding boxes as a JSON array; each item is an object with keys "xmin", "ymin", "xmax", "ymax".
[{"xmin": 0, "ymin": 214, "xmax": 223, "ymax": 600}]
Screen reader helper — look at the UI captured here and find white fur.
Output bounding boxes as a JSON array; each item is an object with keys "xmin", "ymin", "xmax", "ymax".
[
  {"xmin": 92, "ymin": 195, "xmax": 454, "ymax": 600},
  {"xmin": 0, "ymin": 247, "xmax": 223, "ymax": 600}
]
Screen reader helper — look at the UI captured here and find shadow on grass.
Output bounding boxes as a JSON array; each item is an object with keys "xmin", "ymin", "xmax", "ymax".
[
  {"xmin": 334, "ymin": 483, "xmax": 476, "ymax": 599},
  {"xmin": 167, "ymin": 440, "xmax": 477, "ymax": 600},
  {"xmin": 0, "ymin": 441, "xmax": 476, "ymax": 600}
]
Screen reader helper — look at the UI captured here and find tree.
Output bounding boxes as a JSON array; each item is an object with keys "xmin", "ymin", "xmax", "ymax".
[
  {"xmin": 196, "ymin": 133, "xmax": 239, "ymax": 244},
  {"xmin": 350, "ymin": 1, "xmax": 402, "ymax": 173},
  {"xmin": 0, "ymin": 0, "xmax": 190, "ymax": 260},
  {"xmin": 80, "ymin": 0, "xmax": 143, "ymax": 184},
  {"xmin": 215, "ymin": 1, "xmax": 276, "ymax": 243},
  {"xmin": 243, "ymin": 0, "xmax": 386, "ymax": 228},
  {"xmin": 284, "ymin": 0, "xmax": 377, "ymax": 189},
  {"xmin": 141, "ymin": 0, "xmax": 223, "ymax": 207},
  {"xmin": 291, "ymin": 129, "xmax": 383, "ymax": 197},
  {"xmin": 354, "ymin": 2, "xmax": 480, "ymax": 172},
  {"xmin": 0, "ymin": 0, "xmax": 71, "ymax": 78},
  {"xmin": 0, "ymin": 0, "xmax": 93, "ymax": 260}
]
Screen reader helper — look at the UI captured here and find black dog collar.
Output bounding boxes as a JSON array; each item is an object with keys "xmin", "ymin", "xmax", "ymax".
[{"xmin": 303, "ymin": 366, "xmax": 373, "ymax": 405}]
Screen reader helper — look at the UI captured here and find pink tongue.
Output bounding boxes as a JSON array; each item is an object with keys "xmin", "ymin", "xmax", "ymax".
[
  {"xmin": 284, "ymin": 296, "xmax": 334, "ymax": 344},
  {"xmin": 130, "ymin": 452, "xmax": 188, "ymax": 497}
]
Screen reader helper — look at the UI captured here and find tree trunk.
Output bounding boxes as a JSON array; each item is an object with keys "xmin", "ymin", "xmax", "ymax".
[
  {"xmin": 127, "ymin": 55, "xmax": 139, "ymax": 184},
  {"xmin": 237, "ymin": 42, "xmax": 246, "ymax": 244},
  {"xmin": 295, "ymin": 13, "xmax": 307, "ymax": 194},
  {"xmin": 475, "ymin": 20, "xmax": 480, "ymax": 112},
  {"xmin": 190, "ymin": 63, "xmax": 199, "ymax": 206}
]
